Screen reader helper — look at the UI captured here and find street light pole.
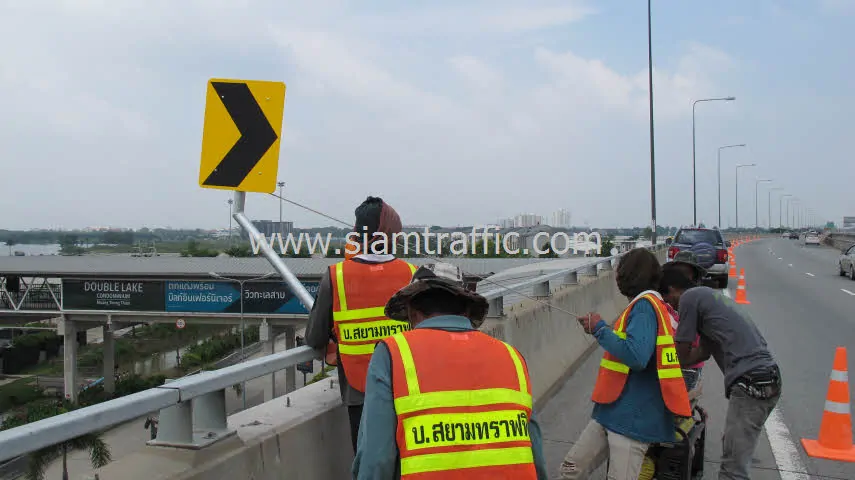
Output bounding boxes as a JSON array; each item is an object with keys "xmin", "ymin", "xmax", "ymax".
[
  {"xmin": 717, "ymin": 144, "xmax": 746, "ymax": 227},
  {"xmin": 647, "ymin": 0, "xmax": 657, "ymax": 245},
  {"xmin": 277, "ymin": 181, "xmax": 285, "ymax": 239},
  {"xmin": 755, "ymin": 179, "xmax": 772, "ymax": 230},
  {"xmin": 208, "ymin": 271, "xmax": 275, "ymax": 409},
  {"xmin": 768, "ymin": 187, "xmax": 783, "ymax": 229},
  {"xmin": 692, "ymin": 96, "xmax": 736, "ymax": 225},
  {"xmin": 780, "ymin": 194, "xmax": 792, "ymax": 228},
  {"xmin": 786, "ymin": 197, "xmax": 796, "ymax": 229},
  {"xmin": 735, "ymin": 163, "xmax": 756, "ymax": 229},
  {"xmin": 227, "ymin": 199, "xmax": 233, "ymax": 246}
]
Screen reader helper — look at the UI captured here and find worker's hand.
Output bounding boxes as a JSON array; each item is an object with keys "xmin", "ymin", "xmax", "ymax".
[{"xmin": 577, "ymin": 312, "xmax": 602, "ymax": 334}]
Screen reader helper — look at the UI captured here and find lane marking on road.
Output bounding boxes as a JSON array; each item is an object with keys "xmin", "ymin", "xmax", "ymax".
[
  {"xmin": 722, "ymin": 288, "xmax": 732, "ymax": 298},
  {"xmin": 805, "ymin": 273, "xmax": 814, "ymax": 277},
  {"xmin": 842, "ymin": 289, "xmax": 855, "ymax": 296},
  {"xmin": 778, "ymin": 257, "xmax": 783, "ymax": 260},
  {"xmin": 788, "ymin": 264, "xmax": 793, "ymax": 268},
  {"xmin": 765, "ymin": 407, "xmax": 812, "ymax": 480}
]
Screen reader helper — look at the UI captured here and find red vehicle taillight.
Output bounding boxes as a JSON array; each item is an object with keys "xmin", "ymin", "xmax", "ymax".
[
  {"xmin": 716, "ymin": 249, "xmax": 728, "ymax": 263},
  {"xmin": 668, "ymin": 246, "xmax": 680, "ymax": 259}
]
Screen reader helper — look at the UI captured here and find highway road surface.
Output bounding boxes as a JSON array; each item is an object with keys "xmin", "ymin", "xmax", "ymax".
[{"xmin": 539, "ymin": 238, "xmax": 855, "ymax": 479}]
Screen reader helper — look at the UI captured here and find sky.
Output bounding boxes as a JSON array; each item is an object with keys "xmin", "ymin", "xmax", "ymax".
[{"xmin": 1, "ymin": 0, "xmax": 853, "ymax": 231}]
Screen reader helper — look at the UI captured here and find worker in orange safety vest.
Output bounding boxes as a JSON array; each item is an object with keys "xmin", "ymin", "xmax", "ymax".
[
  {"xmin": 352, "ymin": 262, "xmax": 547, "ymax": 479},
  {"xmin": 558, "ymin": 248, "xmax": 691, "ymax": 480},
  {"xmin": 304, "ymin": 196, "xmax": 415, "ymax": 453}
]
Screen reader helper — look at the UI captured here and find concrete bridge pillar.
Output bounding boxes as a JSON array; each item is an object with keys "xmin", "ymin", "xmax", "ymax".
[
  {"xmin": 60, "ymin": 316, "xmax": 79, "ymax": 403},
  {"xmin": 259, "ymin": 319, "xmax": 276, "ymax": 402},
  {"xmin": 284, "ymin": 326, "xmax": 297, "ymax": 394},
  {"xmin": 102, "ymin": 321, "xmax": 115, "ymax": 395}
]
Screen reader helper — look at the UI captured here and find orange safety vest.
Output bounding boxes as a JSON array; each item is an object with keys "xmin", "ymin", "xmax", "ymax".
[
  {"xmin": 330, "ymin": 258, "xmax": 416, "ymax": 392},
  {"xmin": 591, "ymin": 292, "xmax": 692, "ymax": 417},
  {"xmin": 382, "ymin": 329, "xmax": 538, "ymax": 479}
]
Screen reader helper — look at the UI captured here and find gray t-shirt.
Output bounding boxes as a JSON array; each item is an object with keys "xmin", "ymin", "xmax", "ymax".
[{"xmin": 675, "ymin": 286, "xmax": 776, "ymax": 395}]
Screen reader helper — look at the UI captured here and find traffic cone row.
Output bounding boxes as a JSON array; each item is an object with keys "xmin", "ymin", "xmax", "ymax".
[
  {"xmin": 735, "ymin": 268, "xmax": 750, "ymax": 304},
  {"xmin": 728, "ymin": 249, "xmax": 737, "ymax": 278},
  {"xmin": 801, "ymin": 347, "xmax": 855, "ymax": 462}
]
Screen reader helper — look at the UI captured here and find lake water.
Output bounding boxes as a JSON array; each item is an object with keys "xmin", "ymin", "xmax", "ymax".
[{"xmin": 0, "ymin": 243, "xmax": 61, "ymax": 256}]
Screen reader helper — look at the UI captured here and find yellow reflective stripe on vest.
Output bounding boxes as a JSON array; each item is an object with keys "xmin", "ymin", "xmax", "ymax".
[
  {"xmin": 391, "ymin": 333, "xmax": 421, "ymax": 396},
  {"xmin": 504, "ymin": 343, "xmax": 528, "ymax": 394},
  {"xmin": 600, "ymin": 358, "xmax": 630, "ymax": 374},
  {"xmin": 333, "ymin": 306, "xmax": 389, "ymax": 322},
  {"xmin": 401, "ymin": 446, "xmax": 534, "ymax": 475},
  {"xmin": 394, "ymin": 388, "xmax": 532, "ymax": 415},
  {"xmin": 656, "ymin": 335, "xmax": 674, "ymax": 345},
  {"xmin": 335, "ymin": 262, "xmax": 348, "ymax": 311},
  {"xmin": 388, "ymin": 333, "xmax": 531, "ymax": 412},
  {"xmin": 402, "ymin": 409, "xmax": 531, "ymax": 450},
  {"xmin": 339, "ymin": 320, "xmax": 409, "ymax": 343},
  {"xmin": 339, "ymin": 343, "xmax": 380, "ymax": 355},
  {"xmin": 658, "ymin": 368, "xmax": 685, "ymax": 379}
]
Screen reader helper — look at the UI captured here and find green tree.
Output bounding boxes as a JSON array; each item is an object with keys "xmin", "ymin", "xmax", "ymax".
[
  {"xmin": 59, "ymin": 235, "xmax": 84, "ymax": 255},
  {"xmin": 5, "ymin": 237, "xmax": 16, "ymax": 255},
  {"xmin": 1, "ymin": 400, "xmax": 112, "ymax": 480},
  {"xmin": 640, "ymin": 227, "xmax": 653, "ymax": 240},
  {"xmin": 180, "ymin": 239, "xmax": 218, "ymax": 257},
  {"xmin": 224, "ymin": 244, "xmax": 253, "ymax": 257},
  {"xmin": 598, "ymin": 235, "xmax": 616, "ymax": 257},
  {"xmin": 538, "ymin": 239, "xmax": 558, "ymax": 258}
]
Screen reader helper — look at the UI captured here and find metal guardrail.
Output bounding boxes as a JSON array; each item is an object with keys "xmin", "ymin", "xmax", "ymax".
[{"xmin": 0, "ymin": 243, "xmax": 662, "ymax": 463}]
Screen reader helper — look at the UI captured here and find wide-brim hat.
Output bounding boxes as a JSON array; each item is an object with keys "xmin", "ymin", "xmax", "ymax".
[
  {"xmin": 666, "ymin": 251, "xmax": 707, "ymax": 280},
  {"xmin": 385, "ymin": 263, "xmax": 489, "ymax": 329}
]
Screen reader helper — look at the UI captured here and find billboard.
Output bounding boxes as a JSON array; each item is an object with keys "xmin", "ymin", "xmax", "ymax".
[
  {"xmin": 62, "ymin": 279, "xmax": 166, "ymax": 311},
  {"xmin": 61, "ymin": 279, "xmax": 318, "ymax": 314},
  {"xmin": 165, "ymin": 280, "xmax": 319, "ymax": 314}
]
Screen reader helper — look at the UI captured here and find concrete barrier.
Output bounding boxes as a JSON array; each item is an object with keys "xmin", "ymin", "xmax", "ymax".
[
  {"xmin": 92, "ymin": 249, "xmax": 664, "ymax": 480},
  {"xmin": 825, "ymin": 233, "xmax": 855, "ymax": 251}
]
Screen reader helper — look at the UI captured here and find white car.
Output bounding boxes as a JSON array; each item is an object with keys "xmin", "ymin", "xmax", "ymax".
[
  {"xmin": 840, "ymin": 245, "xmax": 855, "ymax": 279},
  {"xmin": 804, "ymin": 232, "xmax": 821, "ymax": 246}
]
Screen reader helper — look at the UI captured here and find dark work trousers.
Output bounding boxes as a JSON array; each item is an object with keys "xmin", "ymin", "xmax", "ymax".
[{"xmin": 348, "ymin": 404, "xmax": 364, "ymax": 453}]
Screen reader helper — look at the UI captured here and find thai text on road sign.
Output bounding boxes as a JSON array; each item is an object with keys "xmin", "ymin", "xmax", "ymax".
[{"xmin": 198, "ymin": 78, "xmax": 286, "ymax": 194}]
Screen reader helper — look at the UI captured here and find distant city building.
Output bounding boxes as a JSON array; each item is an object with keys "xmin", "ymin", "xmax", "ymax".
[
  {"xmin": 498, "ymin": 218, "xmax": 515, "ymax": 229},
  {"xmin": 514, "ymin": 214, "xmax": 542, "ymax": 228},
  {"xmin": 252, "ymin": 220, "xmax": 294, "ymax": 237},
  {"xmin": 550, "ymin": 209, "xmax": 572, "ymax": 229}
]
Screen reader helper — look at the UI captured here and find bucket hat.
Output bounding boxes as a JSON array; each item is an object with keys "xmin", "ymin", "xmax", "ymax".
[
  {"xmin": 384, "ymin": 263, "xmax": 489, "ymax": 328},
  {"xmin": 666, "ymin": 250, "xmax": 707, "ymax": 281}
]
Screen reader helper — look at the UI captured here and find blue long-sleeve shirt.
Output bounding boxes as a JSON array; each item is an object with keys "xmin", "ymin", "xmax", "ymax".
[
  {"xmin": 589, "ymin": 296, "xmax": 675, "ymax": 444},
  {"xmin": 352, "ymin": 315, "xmax": 548, "ymax": 480}
]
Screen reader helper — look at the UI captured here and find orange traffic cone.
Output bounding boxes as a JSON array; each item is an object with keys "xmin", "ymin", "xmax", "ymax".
[
  {"xmin": 728, "ymin": 251, "xmax": 737, "ymax": 278},
  {"xmin": 735, "ymin": 269, "xmax": 750, "ymax": 304},
  {"xmin": 801, "ymin": 347, "xmax": 855, "ymax": 462}
]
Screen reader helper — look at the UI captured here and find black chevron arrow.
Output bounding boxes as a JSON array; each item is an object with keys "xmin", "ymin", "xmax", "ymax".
[{"xmin": 203, "ymin": 82, "xmax": 278, "ymax": 188}]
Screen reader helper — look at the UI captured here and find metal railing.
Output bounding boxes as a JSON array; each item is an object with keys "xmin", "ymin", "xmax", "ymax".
[{"xmin": 0, "ymin": 242, "xmax": 661, "ymax": 463}]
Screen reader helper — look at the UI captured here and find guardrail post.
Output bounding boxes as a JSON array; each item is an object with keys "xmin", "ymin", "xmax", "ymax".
[
  {"xmin": 148, "ymin": 380, "xmax": 193, "ymax": 448},
  {"xmin": 600, "ymin": 258, "xmax": 613, "ymax": 271},
  {"xmin": 532, "ymin": 280, "xmax": 550, "ymax": 298},
  {"xmin": 562, "ymin": 270, "xmax": 578, "ymax": 285},
  {"xmin": 579, "ymin": 263, "xmax": 598, "ymax": 276},
  {"xmin": 487, "ymin": 296, "xmax": 503, "ymax": 318},
  {"xmin": 192, "ymin": 389, "xmax": 236, "ymax": 447}
]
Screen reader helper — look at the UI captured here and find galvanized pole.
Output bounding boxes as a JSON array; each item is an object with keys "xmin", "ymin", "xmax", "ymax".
[
  {"xmin": 231, "ymin": 191, "xmax": 314, "ymax": 310},
  {"xmin": 647, "ymin": 0, "xmax": 657, "ymax": 245}
]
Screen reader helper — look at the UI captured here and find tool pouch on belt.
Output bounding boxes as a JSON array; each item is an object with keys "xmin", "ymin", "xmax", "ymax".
[{"xmin": 732, "ymin": 365, "xmax": 781, "ymax": 399}]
